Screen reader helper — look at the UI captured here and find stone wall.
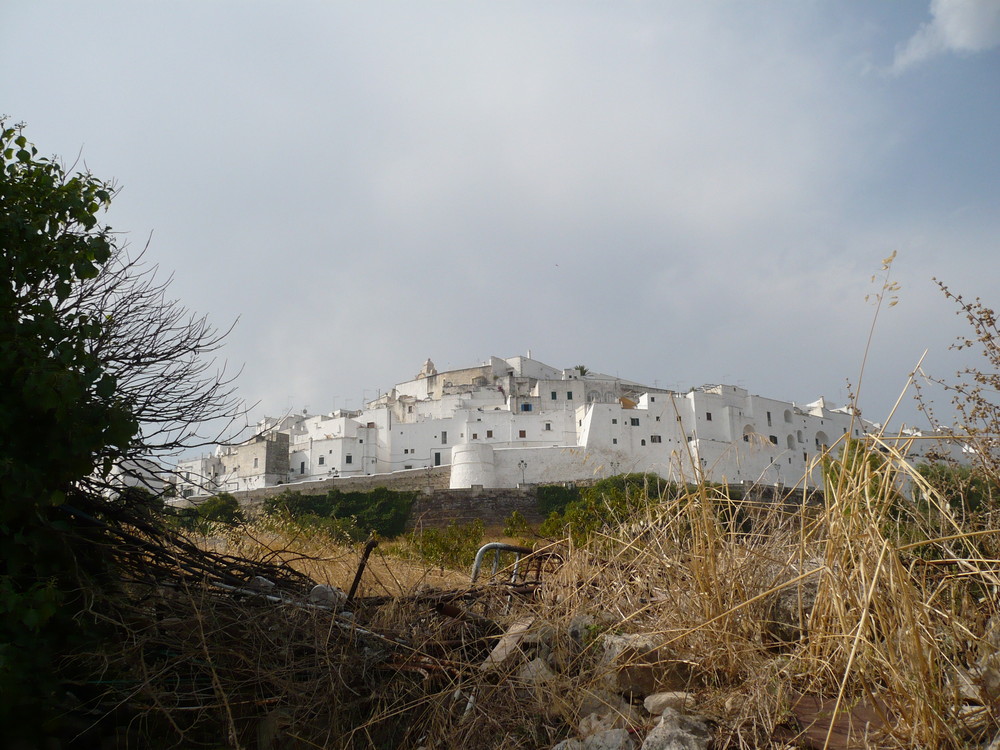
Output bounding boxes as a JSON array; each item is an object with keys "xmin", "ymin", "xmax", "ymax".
[
  {"xmin": 407, "ymin": 486, "xmax": 544, "ymax": 530},
  {"xmin": 234, "ymin": 465, "xmax": 452, "ymax": 507}
]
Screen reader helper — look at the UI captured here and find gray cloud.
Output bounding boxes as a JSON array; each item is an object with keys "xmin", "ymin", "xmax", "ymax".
[
  {"xmin": 2, "ymin": 2, "xmax": 998, "ymax": 438},
  {"xmin": 892, "ymin": 0, "xmax": 1000, "ymax": 73}
]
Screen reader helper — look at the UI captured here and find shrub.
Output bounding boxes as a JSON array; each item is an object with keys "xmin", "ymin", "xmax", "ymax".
[{"xmin": 263, "ymin": 487, "xmax": 415, "ymax": 540}]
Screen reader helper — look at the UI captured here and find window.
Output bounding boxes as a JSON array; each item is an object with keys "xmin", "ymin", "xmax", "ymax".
[
  {"xmin": 650, "ymin": 396, "xmax": 655, "ymax": 402},
  {"xmin": 520, "ymin": 403, "xmax": 533, "ymax": 412},
  {"xmin": 641, "ymin": 439, "xmax": 646, "ymax": 446},
  {"xmin": 441, "ymin": 431, "xmax": 448, "ymax": 444},
  {"xmin": 253, "ymin": 457, "xmax": 258, "ymax": 469},
  {"xmin": 612, "ymin": 418, "xmax": 618, "ymax": 424},
  {"xmin": 655, "ymin": 416, "xmax": 660, "ymax": 422},
  {"xmin": 359, "ymin": 439, "xmax": 363, "ymax": 444},
  {"xmin": 472, "ymin": 433, "xmax": 478, "ymax": 440},
  {"xmin": 767, "ymin": 411, "xmax": 772, "ymax": 427},
  {"xmin": 346, "ymin": 454, "xmax": 352, "ymax": 464},
  {"xmin": 650, "ymin": 435, "xmax": 662, "ymax": 443},
  {"xmin": 518, "ymin": 430, "xmax": 526, "ymax": 438},
  {"xmin": 434, "ymin": 452, "xmax": 441, "ymax": 466},
  {"xmin": 743, "ymin": 434, "xmax": 749, "ymax": 443},
  {"xmin": 299, "ymin": 461, "xmax": 305, "ymax": 475},
  {"xmin": 486, "ymin": 430, "xmax": 493, "ymax": 438},
  {"xmin": 544, "ymin": 423, "xmax": 551, "ymax": 431},
  {"xmin": 630, "ymin": 417, "xmax": 640, "ymax": 426},
  {"xmin": 803, "ymin": 452, "xmax": 807, "ymax": 462},
  {"xmin": 551, "ymin": 391, "xmax": 557, "ymax": 400},
  {"xmin": 612, "ymin": 438, "xmax": 618, "ymax": 445},
  {"xmin": 407, "ymin": 406, "xmax": 413, "ymax": 413},
  {"xmin": 566, "ymin": 391, "xmax": 573, "ymax": 400},
  {"xmin": 404, "ymin": 464, "xmax": 412, "ymax": 469},
  {"xmin": 769, "ymin": 435, "xmax": 778, "ymax": 445},
  {"xmin": 706, "ymin": 412, "xmax": 713, "ymax": 421},
  {"xmin": 318, "ymin": 455, "xmax": 325, "ymax": 465}
]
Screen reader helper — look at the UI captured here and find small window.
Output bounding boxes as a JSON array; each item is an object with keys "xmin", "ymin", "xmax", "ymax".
[
  {"xmin": 359, "ymin": 439, "xmax": 363, "ymax": 444},
  {"xmin": 551, "ymin": 391, "xmax": 557, "ymax": 400},
  {"xmin": 544, "ymin": 423, "xmax": 552, "ymax": 431},
  {"xmin": 630, "ymin": 417, "xmax": 640, "ymax": 426},
  {"xmin": 346, "ymin": 454, "xmax": 352, "ymax": 464},
  {"xmin": 318, "ymin": 455, "xmax": 325, "ymax": 465},
  {"xmin": 299, "ymin": 461, "xmax": 305, "ymax": 474},
  {"xmin": 441, "ymin": 431, "xmax": 448, "ymax": 444},
  {"xmin": 612, "ymin": 438, "xmax": 618, "ymax": 445},
  {"xmin": 769, "ymin": 435, "xmax": 778, "ymax": 445},
  {"xmin": 472, "ymin": 433, "xmax": 478, "ymax": 440},
  {"xmin": 404, "ymin": 464, "xmax": 412, "ymax": 469},
  {"xmin": 253, "ymin": 457, "xmax": 258, "ymax": 469},
  {"xmin": 612, "ymin": 418, "xmax": 618, "ymax": 425},
  {"xmin": 767, "ymin": 411, "xmax": 772, "ymax": 427},
  {"xmin": 407, "ymin": 406, "xmax": 413, "ymax": 413},
  {"xmin": 566, "ymin": 391, "xmax": 573, "ymax": 400},
  {"xmin": 655, "ymin": 416, "xmax": 660, "ymax": 422},
  {"xmin": 486, "ymin": 430, "xmax": 493, "ymax": 438},
  {"xmin": 706, "ymin": 412, "xmax": 713, "ymax": 421},
  {"xmin": 650, "ymin": 435, "xmax": 662, "ymax": 443},
  {"xmin": 650, "ymin": 396, "xmax": 655, "ymax": 402},
  {"xmin": 803, "ymin": 452, "xmax": 807, "ymax": 462},
  {"xmin": 641, "ymin": 439, "xmax": 646, "ymax": 446},
  {"xmin": 743, "ymin": 434, "xmax": 749, "ymax": 443},
  {"xmin": 520, "ymin": 403, "xmax": 533, "ymax": 412},
  {"xmin": 434, "ymin": 452, "xmax": 441, "ymax": 466},
  {"xmin": 518, "ymin": 430, "xmax": 526, "ymax": 438}
]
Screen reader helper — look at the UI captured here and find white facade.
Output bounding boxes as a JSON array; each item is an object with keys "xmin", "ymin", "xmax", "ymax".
[{"xmin": 172, "ymin": 355, "xmax": 956, "ymax": 498}]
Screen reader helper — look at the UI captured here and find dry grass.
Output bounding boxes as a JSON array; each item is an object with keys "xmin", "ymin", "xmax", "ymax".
[{"xmin": 82, "ymin": 436, "xmax": 1000, "ymax": 749}]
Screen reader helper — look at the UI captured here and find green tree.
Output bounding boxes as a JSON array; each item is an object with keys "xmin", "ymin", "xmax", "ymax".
[{"xmin": 0, "ymin": 119, "xmax": 239, "ymax": 740}]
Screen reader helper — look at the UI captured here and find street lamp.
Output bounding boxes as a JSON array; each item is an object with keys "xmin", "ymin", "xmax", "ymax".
[{"xmin": 517, "ymin": 459, "xmax": 527, "ymax": 485}]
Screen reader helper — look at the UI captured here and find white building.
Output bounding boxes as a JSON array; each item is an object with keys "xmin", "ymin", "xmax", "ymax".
[{"xmin": 173, "ymin": 354, "xmax": 950, "ymax": 498}]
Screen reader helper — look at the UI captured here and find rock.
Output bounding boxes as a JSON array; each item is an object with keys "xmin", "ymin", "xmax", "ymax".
[
  {"xmin": 482, "ymin": 617, "xmax": 535, "ymax": 670},
  {"xmin": 578, "ymin": 701, "xmax": 642, "ymax": 737},
  {"xmin": 246, "ymin": 575, "xmax": 276, "ymax": 592},
  {"xmin": 518, "ymin": 657, "xmax": 556, "ymax": 685},
  {"xmin": 639, "ymin": 708, "xmax": 711, "ymax": 750},
  {"xmin": 582, "ymin": 728, "xmax": 635, "ymax": 750},
  {"xmin": 764, "ymin": 558, "xmax": 822, "ymax": 647},
  {"xmin": 643, "ymin": 692, "xmax": 692, "ymax": 715},
  {"xmin": 599, "ymin": 634, "xmax": 691, "ymax": 698},
  {"xmin": 551, "ymin": 740, "xmax": 586, "ymax": 750},
  {"xmin": 482, "ymin": 617, "xmax": 554, "ymax": 670},
  {"xmin": 577, "ymin": 688, "xmax": 628, "ymax": 718},
  {"xmin": 308, "ymin": 583, "xmax": 346, "ymax": 606}
]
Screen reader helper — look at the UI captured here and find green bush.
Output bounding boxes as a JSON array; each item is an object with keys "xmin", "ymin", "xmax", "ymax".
[
  {"xmin": 405, "ymin": 520, "xmax": 485, "ymax": 571},
  {"xmin": 536, "ymin": 483, "xmax": 580, "ymax": 515},
  {"xmin": 196, "ymin": 493, "xmax": 244, "ymax": 524},
  {"xmin": 263, "ymin": 487, "xmax": 415, "ymax": 540},
  {"xmin": 539, "ymin": 473, "xmax": 673, "ymax": 544}
]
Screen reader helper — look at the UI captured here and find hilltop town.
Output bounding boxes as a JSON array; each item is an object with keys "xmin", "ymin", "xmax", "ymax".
[{"xmin": 173, "ymin": 354, "xmax": 956, "ymax": 500}]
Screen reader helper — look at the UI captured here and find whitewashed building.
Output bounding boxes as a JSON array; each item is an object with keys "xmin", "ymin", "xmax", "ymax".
[{"xmin": 172, "ymin": 354, "xmax": 949, "ymax": 498}]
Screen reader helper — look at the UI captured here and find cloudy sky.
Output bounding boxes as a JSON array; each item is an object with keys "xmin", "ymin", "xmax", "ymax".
[{"xmin": 4, "ymin": 1, "xmax": 999, "ymax": 438}]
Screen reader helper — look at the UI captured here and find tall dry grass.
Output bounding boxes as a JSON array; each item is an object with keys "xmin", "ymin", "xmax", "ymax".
[{"xmin": 102, "ymin": 427, "xmax": 1000, "ymax": 749}]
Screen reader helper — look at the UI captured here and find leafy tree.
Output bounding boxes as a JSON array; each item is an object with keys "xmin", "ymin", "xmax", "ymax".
[
  {"xmin": 196, "ymin": 492, "xmax": 244, "ymax": 524},
  {"xmin": 0, "ymin": 119, "xmax": 240, "ymax": 740}
]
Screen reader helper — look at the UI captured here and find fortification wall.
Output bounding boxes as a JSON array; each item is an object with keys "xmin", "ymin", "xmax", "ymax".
[{"xmin": 233, "ymin": 465, "xmax": 451, "ymax": 506}]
